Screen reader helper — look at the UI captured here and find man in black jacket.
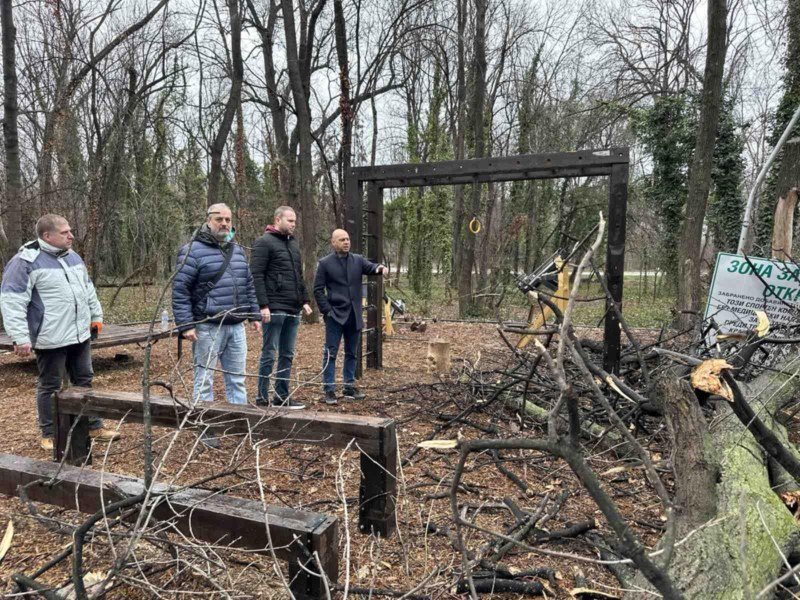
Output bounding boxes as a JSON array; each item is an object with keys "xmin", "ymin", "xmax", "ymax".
[
  {"xmin": 251, "ymin": 206, "xmax": 311, "ymax": 409},
  {"xmin": 313, "ymin": 229, "xmax": 388, "ymax": 405}
]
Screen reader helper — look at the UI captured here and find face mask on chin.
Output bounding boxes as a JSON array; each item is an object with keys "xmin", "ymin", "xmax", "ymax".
[{"xmin": 209, "ymin": 226, "xmax": 234, "ymax": 243}]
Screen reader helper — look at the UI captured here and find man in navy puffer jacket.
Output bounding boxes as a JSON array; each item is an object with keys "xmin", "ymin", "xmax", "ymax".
[{"xmin": 172, "ymin": 204, "xmax": 261, "ymax": 428}]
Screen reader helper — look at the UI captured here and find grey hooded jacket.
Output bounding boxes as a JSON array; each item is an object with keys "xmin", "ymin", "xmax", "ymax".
[{"xmin": 0, "ymin": 239, "xmax": 103, "ymax": 349}]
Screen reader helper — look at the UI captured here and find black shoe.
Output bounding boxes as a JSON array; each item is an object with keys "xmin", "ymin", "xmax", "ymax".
[
  {"xmin": 255, "ymin": 396, "xmax": 269, "ymax": 407},
  {"xmin": 342, "ymin": 386, "xmax": 366, "ymax": 400},
  {"xmin": 323, "ymin": 391, "xmax": 338, "ymax": 406},
  {"xmin": 200, "ymin": 433, "xmax": 220, "ymax": 449},
  {"xmin": 270, "ymin": 397, "xmax": 306, "ymax": 410}
]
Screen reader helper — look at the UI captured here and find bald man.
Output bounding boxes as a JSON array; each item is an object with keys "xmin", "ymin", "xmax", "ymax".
[{"xmin": 313, "ymin": 229, "xmax": 388, "ymax": 405}]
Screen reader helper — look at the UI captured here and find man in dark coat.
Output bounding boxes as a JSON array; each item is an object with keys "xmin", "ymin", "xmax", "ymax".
[
  {"xmin": 250, "ymin": 206, "xmax": 311, "ymax": 409},
  {"xmin": 172, "ymin": 204, "xmax": 261, "ymax": 431},
  {"xmin": 313, "ymin": 229, "xmax": 388, "ymax": 405}
]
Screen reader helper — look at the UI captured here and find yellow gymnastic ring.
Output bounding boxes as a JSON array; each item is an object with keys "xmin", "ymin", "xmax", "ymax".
[{"xmin": 468, "ymin": 217, "xmax": 481, "ymax": 234}]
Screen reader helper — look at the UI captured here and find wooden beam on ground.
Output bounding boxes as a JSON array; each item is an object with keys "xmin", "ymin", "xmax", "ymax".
[
  {"xmin": 54, "ymin": 388, "xmax": 397, "ymax": 536},
  {"xmin": 0, "ymin": 453, "xmax": 338, "ymax": 600}
]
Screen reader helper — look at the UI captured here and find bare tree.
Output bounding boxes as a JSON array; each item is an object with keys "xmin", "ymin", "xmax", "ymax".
[
  {"xmin": 1, "ymin": 0, "xmax": 21, "ymax": 260},
  {"xmin": 207, "ymin": 0, "xmax": 244, "ymax": 205},
  {"xmin": 676, "ymin": 0, "xmax": 729, "ymax": 328}
]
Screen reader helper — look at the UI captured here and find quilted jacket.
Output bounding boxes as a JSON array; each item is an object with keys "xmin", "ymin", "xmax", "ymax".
[
  {"xmin": 0, "ymin": 239, "xmax": 102, "ymax": 349},
  {"xmin": 171, "ymin": 228, "xmax": 260, "ymax": 331}
]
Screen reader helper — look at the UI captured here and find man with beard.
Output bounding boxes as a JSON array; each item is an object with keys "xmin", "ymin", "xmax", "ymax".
[{"xmin": 172, "ymin": 204, "xmax": 261, "ymax": 446}]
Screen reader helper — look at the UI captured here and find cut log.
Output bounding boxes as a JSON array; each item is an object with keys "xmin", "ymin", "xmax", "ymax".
[
  {"xmin": 426, "ymin": 339, "xmax": 451, "ymax": 373},
  {"xmin": 629, "ymin": 366, "xmax": 800, "ymax": 598}
]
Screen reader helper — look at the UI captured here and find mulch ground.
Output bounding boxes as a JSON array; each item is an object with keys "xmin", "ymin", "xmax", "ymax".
[{"xmin": 0, "ymin": 321, "xmax": 665, "ymax": 598}]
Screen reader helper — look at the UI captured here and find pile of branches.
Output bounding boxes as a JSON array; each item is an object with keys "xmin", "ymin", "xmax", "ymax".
[{"xmin": 398, "ymin": 218, "xmax": 800, "ymax": 599}]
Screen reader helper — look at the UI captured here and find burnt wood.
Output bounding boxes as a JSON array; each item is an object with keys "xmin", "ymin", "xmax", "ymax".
[
  {"xmin": 365, "ymin": 184, "xmax": 384, "ymax": 370},
  {"xmin": 0, "ymin": 453, "xmax": 338, "ymax": 600},
  {"xmin": 346, "ymin": 147, "xmax": 629, "ymax": 373},
  {"xmin": 351, "ymin": 148, "xmax": 629, "ymax": 184},
  {"xmin": 54, "ymin": 388, "xmax": 397, "ymax": 536}
]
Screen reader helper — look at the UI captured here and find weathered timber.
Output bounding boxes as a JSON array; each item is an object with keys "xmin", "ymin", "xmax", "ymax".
[
  {"xmin": 0, "ymin": 324, "xmax": 175, "ymax": 351},
  {"xmin": 0, "ymin": 453, "xmax": 338, "ymax": 600},
  {"xmin": 54, "ymin": 388, "xmax": 397, "ymax": 536}
]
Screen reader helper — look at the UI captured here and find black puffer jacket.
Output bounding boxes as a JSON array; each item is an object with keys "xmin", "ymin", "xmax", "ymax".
[{"xmin": 250, "ymin": 227, "xmax": 309, "ymax": 313}]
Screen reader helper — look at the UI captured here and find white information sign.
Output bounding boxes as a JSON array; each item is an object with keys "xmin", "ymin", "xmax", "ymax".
[{"xmin": 704, "ymin": 252, "xmax": 800, "ymax": 334}]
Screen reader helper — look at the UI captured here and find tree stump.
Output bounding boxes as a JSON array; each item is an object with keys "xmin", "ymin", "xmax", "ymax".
[{"xmin": 426, "ymin": 340, "xmax": 451, "ymax": 374}]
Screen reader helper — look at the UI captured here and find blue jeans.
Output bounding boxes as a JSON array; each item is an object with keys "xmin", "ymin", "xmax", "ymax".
[
  {"xmin": 257, "ymin": 312, "xmax": 301, "ymax": 401},
  {"xmin": 323, "ymin": 311, "xmax": 359, "ymax": 393},
  {"xmin": 193, "ymin": 322, "xmax": 248, "ymax": 404}
]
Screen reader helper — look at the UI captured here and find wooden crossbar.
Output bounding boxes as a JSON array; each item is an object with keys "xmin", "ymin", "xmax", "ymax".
[
  {"xmin": 0, "ymin": 453, "xmax": 338, "ymax": 600},
  {"xmin": 54, "ymin": 388, "xmax": 397, "ymax": 536}
]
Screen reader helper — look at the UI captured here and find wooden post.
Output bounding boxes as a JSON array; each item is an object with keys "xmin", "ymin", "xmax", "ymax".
[
  {"xmin": 426, "ymin": 340, "xmax": 451, "ymax": 374},
  {"xmin": 358, "ymin": 422, "xmax": 397, "ymax": 536},
  {"xmin": 366, "ymin": 184, "xmax": 384, "ymax": 370},
  {"xmin": 53, "ymin": 393, "xmax": 91, "ymax": 465}
]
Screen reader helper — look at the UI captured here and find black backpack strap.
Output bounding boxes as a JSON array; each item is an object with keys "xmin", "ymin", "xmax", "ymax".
[{"xmin": 198, "ymin": 245, "xmax": 234, "ymax": 304}]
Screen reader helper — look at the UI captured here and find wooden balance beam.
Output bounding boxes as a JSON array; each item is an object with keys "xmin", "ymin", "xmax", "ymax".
[
  {"xmin": 54, "ymin": 388, "xmax": 397, "ymax": 536},
  {"xmin": 0, "ymin": 453, "xmax": 337, "ymax": 600}
]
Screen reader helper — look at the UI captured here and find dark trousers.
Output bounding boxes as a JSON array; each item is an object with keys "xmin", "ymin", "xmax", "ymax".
[
  {"xmin": 35, "ymin": 339, "xmax": 102, "ymax": 438},
  {"xmin": 323, "ymin": 311, "xmax": 360, "ymax": 393}
]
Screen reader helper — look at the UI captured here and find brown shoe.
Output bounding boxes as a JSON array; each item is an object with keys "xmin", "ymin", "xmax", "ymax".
[
  {"xmin": 89, "ymin": 428, "xmax": 121, "ymax": 442},
  {"xmin": 40, "ymin": 437, "xmax": 54, "ymax": 451}
]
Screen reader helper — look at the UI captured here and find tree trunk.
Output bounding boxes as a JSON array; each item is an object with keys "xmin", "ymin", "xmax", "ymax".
[
  {"xmin": 676, "ymin": 0, "xmax": 728, "ymax": 328},
  {"xmin": 207, "ymin": 0, "xmax": 244, "ymax": 205},
  {"xmin": 282, "ymin": 0, "xmax": 321, "ymax": 322},
  {"xmin": 772, "ymin": 138, "xmax": 800, "ymax": 259},
  {"xmin": 84, "ymin": 68, "xmax": 139, "ymax": 279},
  {"xmin": 246, "ymin": 0, "xmax": 295, "ymax": 206},
  {"xmin": 450, "ymin": 0, "xmax": 468, "ymax": 289},
  {"xmin": 1, "ymin": 0, "xmax": 21, "ymax": 260},
  {"xmin": 457, "ymin": 0, "xmax": 487, "ymax": 317},
  {"xmin": 333, "ymin": 0, "xmax": 352, "ymax": 230},
  {"xmin": 631, "ymin": 367, "xmax": 800, "ymax": 597}
]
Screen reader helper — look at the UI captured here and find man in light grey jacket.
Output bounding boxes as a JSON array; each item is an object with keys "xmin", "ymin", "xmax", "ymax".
[{"xmin": 0, "ymin": 215, "xmax": 120, "ymax": 451}]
